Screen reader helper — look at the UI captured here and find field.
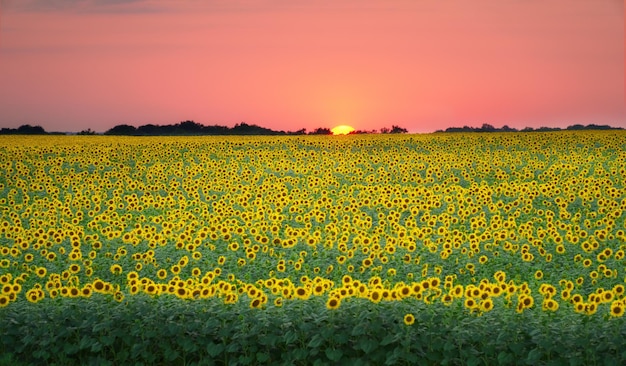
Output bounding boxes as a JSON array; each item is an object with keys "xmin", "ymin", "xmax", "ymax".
[{"xmin": 1, "ymin": 131, "xmax": 625, "ymax": 365}]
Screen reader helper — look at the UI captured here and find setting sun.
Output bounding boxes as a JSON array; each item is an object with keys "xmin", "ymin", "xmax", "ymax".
[{"xmin": 331, "ymin": 125, "xmax": 355, "ymax": 135}]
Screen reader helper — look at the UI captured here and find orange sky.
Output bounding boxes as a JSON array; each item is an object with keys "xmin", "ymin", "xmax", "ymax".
[{"xmin": 0, "ymin": 0, "xmax": 623, "ymax": 133}]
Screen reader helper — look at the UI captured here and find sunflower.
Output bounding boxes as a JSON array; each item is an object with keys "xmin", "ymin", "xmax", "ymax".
[
  {"xmin": 519, "ymin": 295, "xmax": 534, "ymax": 309},
  {"xmin": 542, "ymin": 299, "xmax": 559, "ymax": 312},
  {"xmin": 274, "ymin": 297, "xmax": 283, "ymax": 307},
  {"xmin": 326, "ymin": 297, "xmax": 341, "ymax": 310},
  {"xmin": 145, "ymin": 284, "xmax": 159, "ymax": 295},
  {"xmin": 480, "ymin": 298, "xmax": 494, "ymax": 312},
  {"xmin": 313, "ymin": 284, "xmax": 325, "ymax": 296},
  {"xmin": 110, "ymin": 264, "xmax": 123, "ymax": 275},
  {"xmin": 585, "ymin": 302, "xmax": 598, "ymax": 315},
  {"xmin": 175, "ymin": 287, "xmax": 188, "ymax": 299},
  {"xmin": 610, "ymin": 301, "xmax": 625, "ymax": 318},
  {"xmin": 294, "ymin": 287, "xmax": 310, "ymax": 300},
  {"xmin": 26, "ymin": 290, "xmax": 40, "ymax": 303},
  {"xmin": 369, "ymin": 289, "xmax": 382, "ymax": 303},
  {"xmin": 464, "ymin": 298, "xmax": 477, "ymax": 310},
  {"xmin": 398, "ymin": 285, "xmax": 411, "ymax": 298},
  {"xmin": 93, "ymin": 279, "xmax": 106, "ymax": 293},
  {"xmin": 69, "ymin": 264, "xmax": 81, "ymax": 274},
  {"xmin": 156, "ymin": 269, "xmax": 168, "ymax": 280},
  {"xmin": 35, "ymin": 267, "xmax": 47, "ymax": 278},
  {"xmin": 403, "ymin": 313, "xmax": 415, "ymax": 326},
  {"xmin": 68, "ymin": 287, "xmax": 80, "ymax": 298}
]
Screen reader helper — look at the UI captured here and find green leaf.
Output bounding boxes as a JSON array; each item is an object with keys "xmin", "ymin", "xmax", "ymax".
[
  {"xmin": 509, "ymin": 342, "xmax": 524, "ymax": 356},
  {"xmin": 164, "ymin": 347, "xmax": 180, "ymax": 362},
  {"xmin": 283, "ymin": 330, "xmax": 298, "ymax": 344},
  {"xmin": 256, "ymin": 352, "xmax": 270, "ymax": 363},
  {"xmin": 32, "ymin": 349, "xmax": 50, "ymax": 361},
  {"xmin": 79, "ymin": 335, "xmax": 93, "ymax": 350},
  {"xmin": 359, "ymin": 338, "xmax": 378, "ymax": 354},
  {"xmin": 467, "ymin": 355, "xmax": 482, "ymax": 366},
  {"xmin": 90, "ymin": 341, "xmax": 103, "ymax": 353},
  {"xmin": 325, "ymin": 347, "xmax": 342, "ymax": 362},
  {"xmin": 380, "ymin": 333, "xmax": 397, "ymax": 346},
  {"xmin": 238, "ymin": 354, "xmax": 253, "ymax": 365},
  {"xmin": 63, "ymin": 343, "xmax": 80, "ymax": 355},
  {"xmin": 351, "ymin": 322, "xmax": 368, "ymax": 336},
  {"xmin": 497, "ymin": 351, "xmax": 514, "ymax": 365},
  {"xmin": 444, "ymin": 340, "xmax": 456, "ymax": 352},
  {"xmin": 206, "ymin": 342, "xmax": 225, "ymax": 357},
  {"xmin": 307, "ymin": 334, "xmax": 324, "ymax": 349},
  {"xmin": 292, "ymin": 348, "xmax": 308, "ymax": 360},
  {"xmin": 526, "ymin": 347, "xmax": 542, "ymax": 364}
]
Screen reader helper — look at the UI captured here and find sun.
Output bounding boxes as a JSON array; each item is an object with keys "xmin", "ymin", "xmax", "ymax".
[{"xmin": 331, "ymin": 125, "xmax": 355, "ymax": 135}]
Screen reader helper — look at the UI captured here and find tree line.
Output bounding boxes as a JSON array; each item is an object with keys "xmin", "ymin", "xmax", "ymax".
[
  {"xmin": 0, "ymin": 122, "xmax": 621, "ymax": 136},
  {"xmin": 437, "ymin": 123, "xmax": 621, "ymax": 133},
  {"xmin": 0, "ymin": 121, "xmax": 410, "ymax": 136}
]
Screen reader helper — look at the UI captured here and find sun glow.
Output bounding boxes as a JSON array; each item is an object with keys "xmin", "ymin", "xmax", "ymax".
[{"xmin": 331, "ymin": 125, "xmax": 355, "ymax": 135}]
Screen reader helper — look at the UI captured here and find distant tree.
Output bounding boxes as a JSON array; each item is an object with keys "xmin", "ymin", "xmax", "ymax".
[
  {"xmin": 445, "ymin": 126, "xmax": 474, "ymax": 133},
  {"xmin": 379, "ymin": 127, "xmax": 390, "ymax": 134},
  {"xmin": 309, "ymin": 127, "xmax": 332, "ymax": 135},
  {"xmin": 203, "ymin": 125, "xmax": 231, "ymax": 135},
  {"xmin": 501, "ymin": 125, "xmax": 518, "ymax": 132},
  {"xmin": 535, "ymin": 126, "xmax": 561, "ymax": 132},
  {"xmin": 349, "ymin": 129, "xmax": 376, "ymax": 134},
  {"xmin": 177, "ymin": 120, "xmax": 203, "ymax": 134},
  {"xmin": 78, "ymin": 128, "xmax": 96, "ymax": 135},
  {"xmin": 105, "ymin": 124, "xmax": 137, "ymax": 135},
  {"xmin": 521, "ymin": 127, "xmax": 534, "ymax": 132},
  {"xmin": 477, "ymin": 123, "xmax": 496, "ymax": 132},
  {"xmin": 232, "ymin": 122, "xmax": 284, "ymax": 135},
  {"xmin": 15, "ymin": 124, "xmax": 47, "ymax": 134},
  {"xmin": 288, "ymin": 128, "xmax": 307, "ymax": 135},
  {"xmin": 390, "ymin": 125, "xmax": 408, "ymax": 134},
  {"xmin": 579, "ymin": 124, "xmax": 618, "ymax": 130},
  {"xmin": 136, "ymin": 124, "xmax": 160, "ymax": 135}
]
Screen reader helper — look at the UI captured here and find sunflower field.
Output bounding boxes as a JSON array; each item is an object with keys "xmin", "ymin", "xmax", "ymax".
[{"xmin": 1, "ymin": 131, "xmax": 625, "ymax": 365}]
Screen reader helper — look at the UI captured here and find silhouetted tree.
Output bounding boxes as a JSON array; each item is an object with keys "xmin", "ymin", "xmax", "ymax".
[
  {"xmin": 13, "ymin": 124, "xmax": 47, "ymax": 134},
  {"xmin": 288, "ymin": 128, "xmax": 307, "ymax": 135},
  {"xmin": 309, "ymin": 127, "xmax": 332, "ymax": 135},
  {"xmin": 566, "ymin": 124, "xmax": 619, "ymax": 131},
  {"xmin": 349, "ymin": 129, "xmax": 377, "ymax": 134},
  {"xmin": 390, "ymin": 125, "xmax": 408, "ymax": 133},
  {"xmin": 535, "ymin": 126, "xmax": 561, "ymax": 132},
  {"xmin": 232, "ymin": 122, "xmax": 284, "ymax": 135},
  {"xmin": 477, "ymin": 123, "xmax": 496, "ymax": 132},
  {"xmin": 444, "ymin": 126, "xmax": 473, "ymax": 133},
  {"xmin": 177, "ymin": 120, "xmax": 203, "ymax": 134},
  {"xmin": 105, "ymin": 124, "xmax": 137, "ymax": 135},
  {"xmin": 136, "ymin": 124, "xmax": 160, "ymax": 135},
  {"xmin": 78, "ymin": 128, "xmax": 96, "ymax": 135}
]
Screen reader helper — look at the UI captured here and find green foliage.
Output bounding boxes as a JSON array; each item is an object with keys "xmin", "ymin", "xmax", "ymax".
[{"xmin": 1, "ymin": 295, "xmax": 624, "ymax": 365}]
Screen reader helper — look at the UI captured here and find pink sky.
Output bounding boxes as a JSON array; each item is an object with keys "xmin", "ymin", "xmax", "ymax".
[{"xmin": 0, "ymin": 0, "xmax": 623, "ymax": 133}]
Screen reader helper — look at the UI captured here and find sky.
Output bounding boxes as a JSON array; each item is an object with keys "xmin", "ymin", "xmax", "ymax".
[{"xmin": 0, "ymin": 0, "xmax": 624, "ymax": 133}]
